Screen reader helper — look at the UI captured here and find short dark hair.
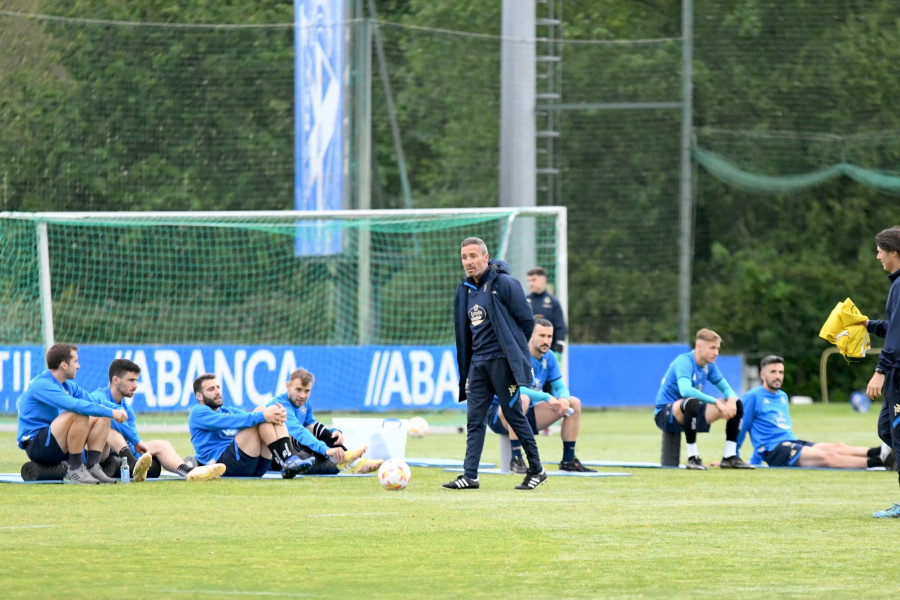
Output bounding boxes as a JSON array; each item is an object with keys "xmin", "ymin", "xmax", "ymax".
[
  {"xmin": 289, "ymin": 367, "xmax": 314, "ymax": 385},
  {"xmin": 534, "ymin": 317, "xmax": 553, "ymax": 329},
  {"xmin": 46, "ymin": 343, "xmax": 78, "ymax": 370},
  {"xmin": 193, "ymin": 373, "xmax": 217, "ymax": 395},
  {"xmin": 759, "ymin": 355, "xmax": 784, "ymax": 370},
  {"xmin": 109, "ymin": 358, "xmax": 141, "ymax": 382},
  {"xmin": 875, "ymin": 226, "xmax": 900, "ymax": 255},
  {"xmin": 527, "ymin": 267, "xmax": 547, "ymax": 277}
]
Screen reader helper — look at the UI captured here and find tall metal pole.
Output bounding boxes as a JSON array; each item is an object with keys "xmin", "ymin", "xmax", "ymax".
[
  {"xmin": 499, "ymin": 0, "xmax": 536, "ymax": 281},
  {"xmin": 677, "ymin": 0, "xmax": 694, "ymax": 344},
  {"xmin": 37, "ymin": 222, "xmax": 55, "ymax": 351}
]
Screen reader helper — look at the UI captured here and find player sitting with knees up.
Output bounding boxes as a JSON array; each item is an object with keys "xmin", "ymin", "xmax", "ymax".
[
  {"xmin": 189, "ymin": 373, "xmax": 302, "ymax": 478},
  {"xmin": 95, "ymin": 358, "xmax": 225, "ymax": 482},
  {"xmin": 17, "ymin": 343, "xmax": 128, "ymax": 484},
  {"xmin": 267, "ymin": 368, "xmax": 376, "ymax": 475},
  {"xmin": 654, "ymin": 328, "xmax": 754, "ymax": 470},
  {"xmin": 487, "ymin": 318, "xmax": 596, "ymax": 473},
  {"xmin": 737, "ymin": 355, "xmax": 892, "ymax": 469}
]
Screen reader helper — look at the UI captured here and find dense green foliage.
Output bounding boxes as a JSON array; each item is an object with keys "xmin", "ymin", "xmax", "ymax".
[{"xmin": 2, "ymin": 1, "xmax": 900, "ymax": 398}]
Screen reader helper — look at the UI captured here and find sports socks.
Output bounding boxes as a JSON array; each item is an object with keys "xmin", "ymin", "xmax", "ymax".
[
  {"xmin": 562, "ymin": 441, "xmax": 576, "ymax": 462},
  {"xmin": 175, "ymin": 463, "xmax": 192, "ymax": 477},
  {"xmin": 85, "ymin": 450, "xmax": 101, "ymax": 468},
  {"xmin": 680, "ymin": 398, "xmax": 700, "ymax": 446},
  {"xmin": 267, "ymin": 437, "xmax": 293, "ymax": 467},
  {"xmin": 723, "ymin": 399, "xmax": 743, "ymax": 453},
  {"xmin": 118, "ymin": 445, "xmax": 137, "ymax": 470},
  {"xmin": 68, "ymin": 452, "xmax": 84, "ymax": 469},
  {"xmin": 510, "ymin": 439, "xmax": 523, "ymax": 460}
]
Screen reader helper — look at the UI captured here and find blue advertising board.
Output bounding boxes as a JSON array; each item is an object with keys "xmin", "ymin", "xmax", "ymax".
[{"xmin": 1, "ymin": 344, "xmax": 743, "ymax": 414}]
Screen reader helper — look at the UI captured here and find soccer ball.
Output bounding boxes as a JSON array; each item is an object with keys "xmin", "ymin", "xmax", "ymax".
[
  {"xmin": 850, "ymin": 390, "xmax": 871, "ymax": 413},
  {"xmin": 378, "ymin": 458, "xmax": 411, "ymax": 491},
  {"xmin": 408, "ymin": 416, "xmax": 429, "ymax": 438}
]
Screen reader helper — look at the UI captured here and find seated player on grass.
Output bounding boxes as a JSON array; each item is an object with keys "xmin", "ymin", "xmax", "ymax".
[
  {"xmin": 653, "ymin": 328, "xmax": 754, "ymax": 470},
  {"xmin": 17, "ymin": 343, "xmax": 127, "ymax": 484},
  {"xmin": 267, "ymin": 368, "xmax": 378, "ymax": 475},
  {"xmin": 487, "ymin": 319, "xmax": 596, "ymax": 473},
  {"xmin": 94, "ymin": 358, "xmax": 225, "ymax": 482},
  {"xmin": 737, "ymin": 355, "xmax": 892, "ymax": 469},
  {"xmin": 189, "ymin": 373, "xmax": 303, "ymax": 478}
]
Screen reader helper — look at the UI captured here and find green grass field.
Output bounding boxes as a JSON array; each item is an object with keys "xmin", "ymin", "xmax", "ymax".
[{"xmin": 0, "ymin": 404, "xmax": 894, "ymax": 599}]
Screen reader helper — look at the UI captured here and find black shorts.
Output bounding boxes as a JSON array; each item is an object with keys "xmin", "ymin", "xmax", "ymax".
[
  {"xmin": 24, "ymin": 427, "xmax": 66, "ymax": 465},
  {"xmin": 218, "ymin": 439, "xmax": 269, "ymax": 478},
  {"xmin": 486, "ymin": 404, "xmax": 538, "ymax": 436},
  {"xmin": 760, "ymin": 440, "xmax": 814, "ymax": 467},
  {"xmin": 654, "ymin": 401, "xmax": 711, "ymax": 434}
]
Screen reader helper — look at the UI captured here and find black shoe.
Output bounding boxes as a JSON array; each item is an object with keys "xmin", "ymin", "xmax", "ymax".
[
  {"xmin": 685, "ymin": 456, "xmax": 707, "ymax": 470},
  {"xmin": 558, "ymin": 458, "xmax": 597, "ymax": 473},
  {"xmin": 442, "ymin": 474, "xmax": 480, "ymax": 489},
  {"xmin": 509, "ymin": 456, "xmax": 527, "ymax": 474},
  {"xmin": 99, "ymin": 454, "xmax": 122, "ymax": 478},
  {"xmin": 20, "ymin": 461, "xmax": 68, "ymax": 481},
  {"xmin": 719, "ymin": 455, "xmax": 755, "ymax": 469},
  {"xmin": 515, "ymin": 469, "xmax": 548, "ymax": 490}
]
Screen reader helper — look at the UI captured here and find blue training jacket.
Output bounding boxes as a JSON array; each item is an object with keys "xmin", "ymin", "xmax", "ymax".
[{"xmin": 868, "ymin": 268, "xmax": 900, "ymax": 372}]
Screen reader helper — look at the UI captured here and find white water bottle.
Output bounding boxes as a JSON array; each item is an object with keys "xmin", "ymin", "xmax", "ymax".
[{"xmin": 120, "ymin": 457, "xmax": 130, "ymax": 483}]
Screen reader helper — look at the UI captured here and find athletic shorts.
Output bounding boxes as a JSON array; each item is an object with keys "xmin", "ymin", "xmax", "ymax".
[
  {"xmin": 23, "ymin": 427, "xmax": 66, "ymax": 464},
  {"xmin": 654, "ymin": 401, "xmax": 711, "ymax": 434},
  {"xmin": 760, "ymin": 440, "xmax": 814, "ymax": 467},
  {"xmin": 218, "ymin": 439, "xmax": 269, "ymax": 477},
  {"xmin": 486, "ymin": 404, "xmax": 538, "ymax": 436}
]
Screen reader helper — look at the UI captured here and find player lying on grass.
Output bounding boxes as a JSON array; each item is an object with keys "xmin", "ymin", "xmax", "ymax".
[
  {"xmin": 94, "ymin": 358, "xmax": 225, "ymax": 482},
  {"xmin": 737, "ymin": 355, "xmax": 892, "ymax": 469},
  {"xmin": 189, "ymin": 374, "xmax": 304, "ymax": 478},
  {"xmin": 487, "ymin": 319, "xmax": 596, "ymax": 473},
  {"xmin": 654, "ymin": 328, "xmax": 754, "ymax": 470},
  {"xmin": 17, "ymin": 343, "xmax": 128, "ymax": 484},
  {"xmin": 266, "ymin": 367, "xmax": 378, "ymax": 475}
]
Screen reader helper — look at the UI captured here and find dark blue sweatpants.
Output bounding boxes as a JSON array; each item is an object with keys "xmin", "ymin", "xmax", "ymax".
[
  {"xmin": 463, "ymin": 357, "xmax": 542, "ymax": 479},
  {"xmin": 876, "ymin": 367, "xmax": 900, "ymax": 486}
]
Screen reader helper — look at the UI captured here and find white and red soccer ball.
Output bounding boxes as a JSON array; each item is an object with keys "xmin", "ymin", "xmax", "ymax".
[
  {"xmin": 378, "ymin": 458, "xmax": 411, "ymax": 491},
  {"xmin": 407, "ymin": 416, "xmax": 429, "ymax": 438}
]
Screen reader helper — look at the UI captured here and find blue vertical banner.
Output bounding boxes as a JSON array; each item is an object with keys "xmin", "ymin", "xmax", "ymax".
[{"xmin": 295, "ymin": 0, "xmax": 344, "ymax": 255}]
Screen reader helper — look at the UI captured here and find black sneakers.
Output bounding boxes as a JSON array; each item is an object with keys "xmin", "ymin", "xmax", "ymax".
[
  {"xmin": 509, "ymin": 456, "xmax": 527, "ymax": 474},
  {"xmin": 442, "ymin": 474, "xmax": 480, "ymax": 489},
  {"xmin": 686, "ymin": 456, "xmax": 707, "ymax": 470},
  {"xmin": 719, "ymin": 455, "xmax": 755, "ymax": 469},
  {"xmin": 558, "ymin": 458, "xmax": 597, "ymax": 473},
  {"xmin": 515, "ymin": 470, "xmax": 548, "ymax": 490}
]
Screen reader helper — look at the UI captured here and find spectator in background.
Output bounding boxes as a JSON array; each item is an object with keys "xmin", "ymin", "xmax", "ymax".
[{"xmin": 526, "ymin": 266, "xmax": 567, "ymax": 361}]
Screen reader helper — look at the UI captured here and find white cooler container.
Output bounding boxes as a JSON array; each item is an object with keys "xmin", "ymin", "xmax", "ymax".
[{"xmin": 330, "ymin": 417, "xmax": 408, "ymax": 461}]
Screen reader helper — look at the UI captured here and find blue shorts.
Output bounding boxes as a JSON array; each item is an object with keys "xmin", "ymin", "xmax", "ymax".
[
  {"xmin": 23, "ymin": 427, "xmax": 67, "ymax": 465},
  {"xmin": 760, "ymin": 440, "xmax": 814, "ymax": 467},
  {"xmin": 654, "ymin": 401, "xmax": 711, "ymax": 434},
  {"xmin": 218, "ymin": 439, "xmax": 269, "ymax": 478},
  {"xmin": 486, "ymin": 404, "xmax": 538, "ymax": 436}
]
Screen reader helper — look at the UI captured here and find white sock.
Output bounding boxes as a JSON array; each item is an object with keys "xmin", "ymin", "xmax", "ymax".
[
  {"xmin": 881, "ymin": 442, "xmax": 892, "ymax": 461},
  {"xmin": 723, "ymin": 441, "xmax": 737, "ymax": 458},
  {"xmin": 687, "ymin": 443, "xmax": 698, "ymax": 458}
]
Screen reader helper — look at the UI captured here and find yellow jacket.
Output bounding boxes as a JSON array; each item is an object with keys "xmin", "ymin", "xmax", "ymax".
[{"xmin": 818, "ymin": 298, "xmax": 870, "ymax": 358}]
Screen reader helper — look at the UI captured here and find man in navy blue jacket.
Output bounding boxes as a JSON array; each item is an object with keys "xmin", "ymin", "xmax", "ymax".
[
  {"xmin": 866, "ymin": 226, "xmax": 900, "ymax": 518},
  {"xmin": 443, "ymin": 237, "xmax": 546, "ymax": 490}
]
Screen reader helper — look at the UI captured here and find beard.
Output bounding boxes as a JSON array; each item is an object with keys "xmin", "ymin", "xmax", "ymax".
[{"xmin": 200, "ymin": 392, "xmax": 223, "ymax": 409}]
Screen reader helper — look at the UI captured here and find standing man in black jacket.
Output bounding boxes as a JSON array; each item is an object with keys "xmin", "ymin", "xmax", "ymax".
[
  {"xmin": 866, "ymin": 226, "xmax": 900, "ymax": 518},
  {"xmin": 443, "ymin": 237, "xmax": 547, "ymax": 490},
  {"xmin": 526, "ymin": 266, "xmax": 567, "ymax": 361}
]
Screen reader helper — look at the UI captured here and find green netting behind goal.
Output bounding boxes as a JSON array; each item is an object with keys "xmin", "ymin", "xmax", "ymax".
[{"xmin": 1, "ymin": 208, "xmax": 564, "ymax": 350}]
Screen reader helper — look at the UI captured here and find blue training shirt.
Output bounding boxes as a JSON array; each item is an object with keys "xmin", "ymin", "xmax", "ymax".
[
  {"xmin": 736, "ymin": 385, "xmax": 796, "ymax": 456},
  {"xmin": 267, "ymin": 392, "xmax": 329, "ymax": 455},
  {"xmin": 654, "ymin": 351, "xmax": 734, "ymax": 414},
  {"xmin": 93, "ymin": 386, "xmax": 142, "ymax": 452},
  {"xmin": 188, "ymin": 404, "xmax": 266, "ymax": 465},
  {"xmin": 17, "ymin": 370, "xmax": 115, "ymax": 448}
]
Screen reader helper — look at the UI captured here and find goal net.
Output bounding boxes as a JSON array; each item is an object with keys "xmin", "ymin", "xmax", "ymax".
[{"xmin": 0, "ymin": 208, "xmax": 565, "ymax": 412}]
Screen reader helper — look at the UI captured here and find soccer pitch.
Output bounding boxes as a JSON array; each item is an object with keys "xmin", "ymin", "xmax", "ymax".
[{"xmin": 0, "ymin": 404, "xmax": 893, "ymax": 599}]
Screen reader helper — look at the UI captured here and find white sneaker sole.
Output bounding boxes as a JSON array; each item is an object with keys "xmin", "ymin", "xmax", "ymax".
[
  {"xmin": 186, "ymin": 463, "xmax": 226, "ymax": 482},
  {"xmin": 132, "ymin": 453, "xmax": 153, "ymax": 482}
]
